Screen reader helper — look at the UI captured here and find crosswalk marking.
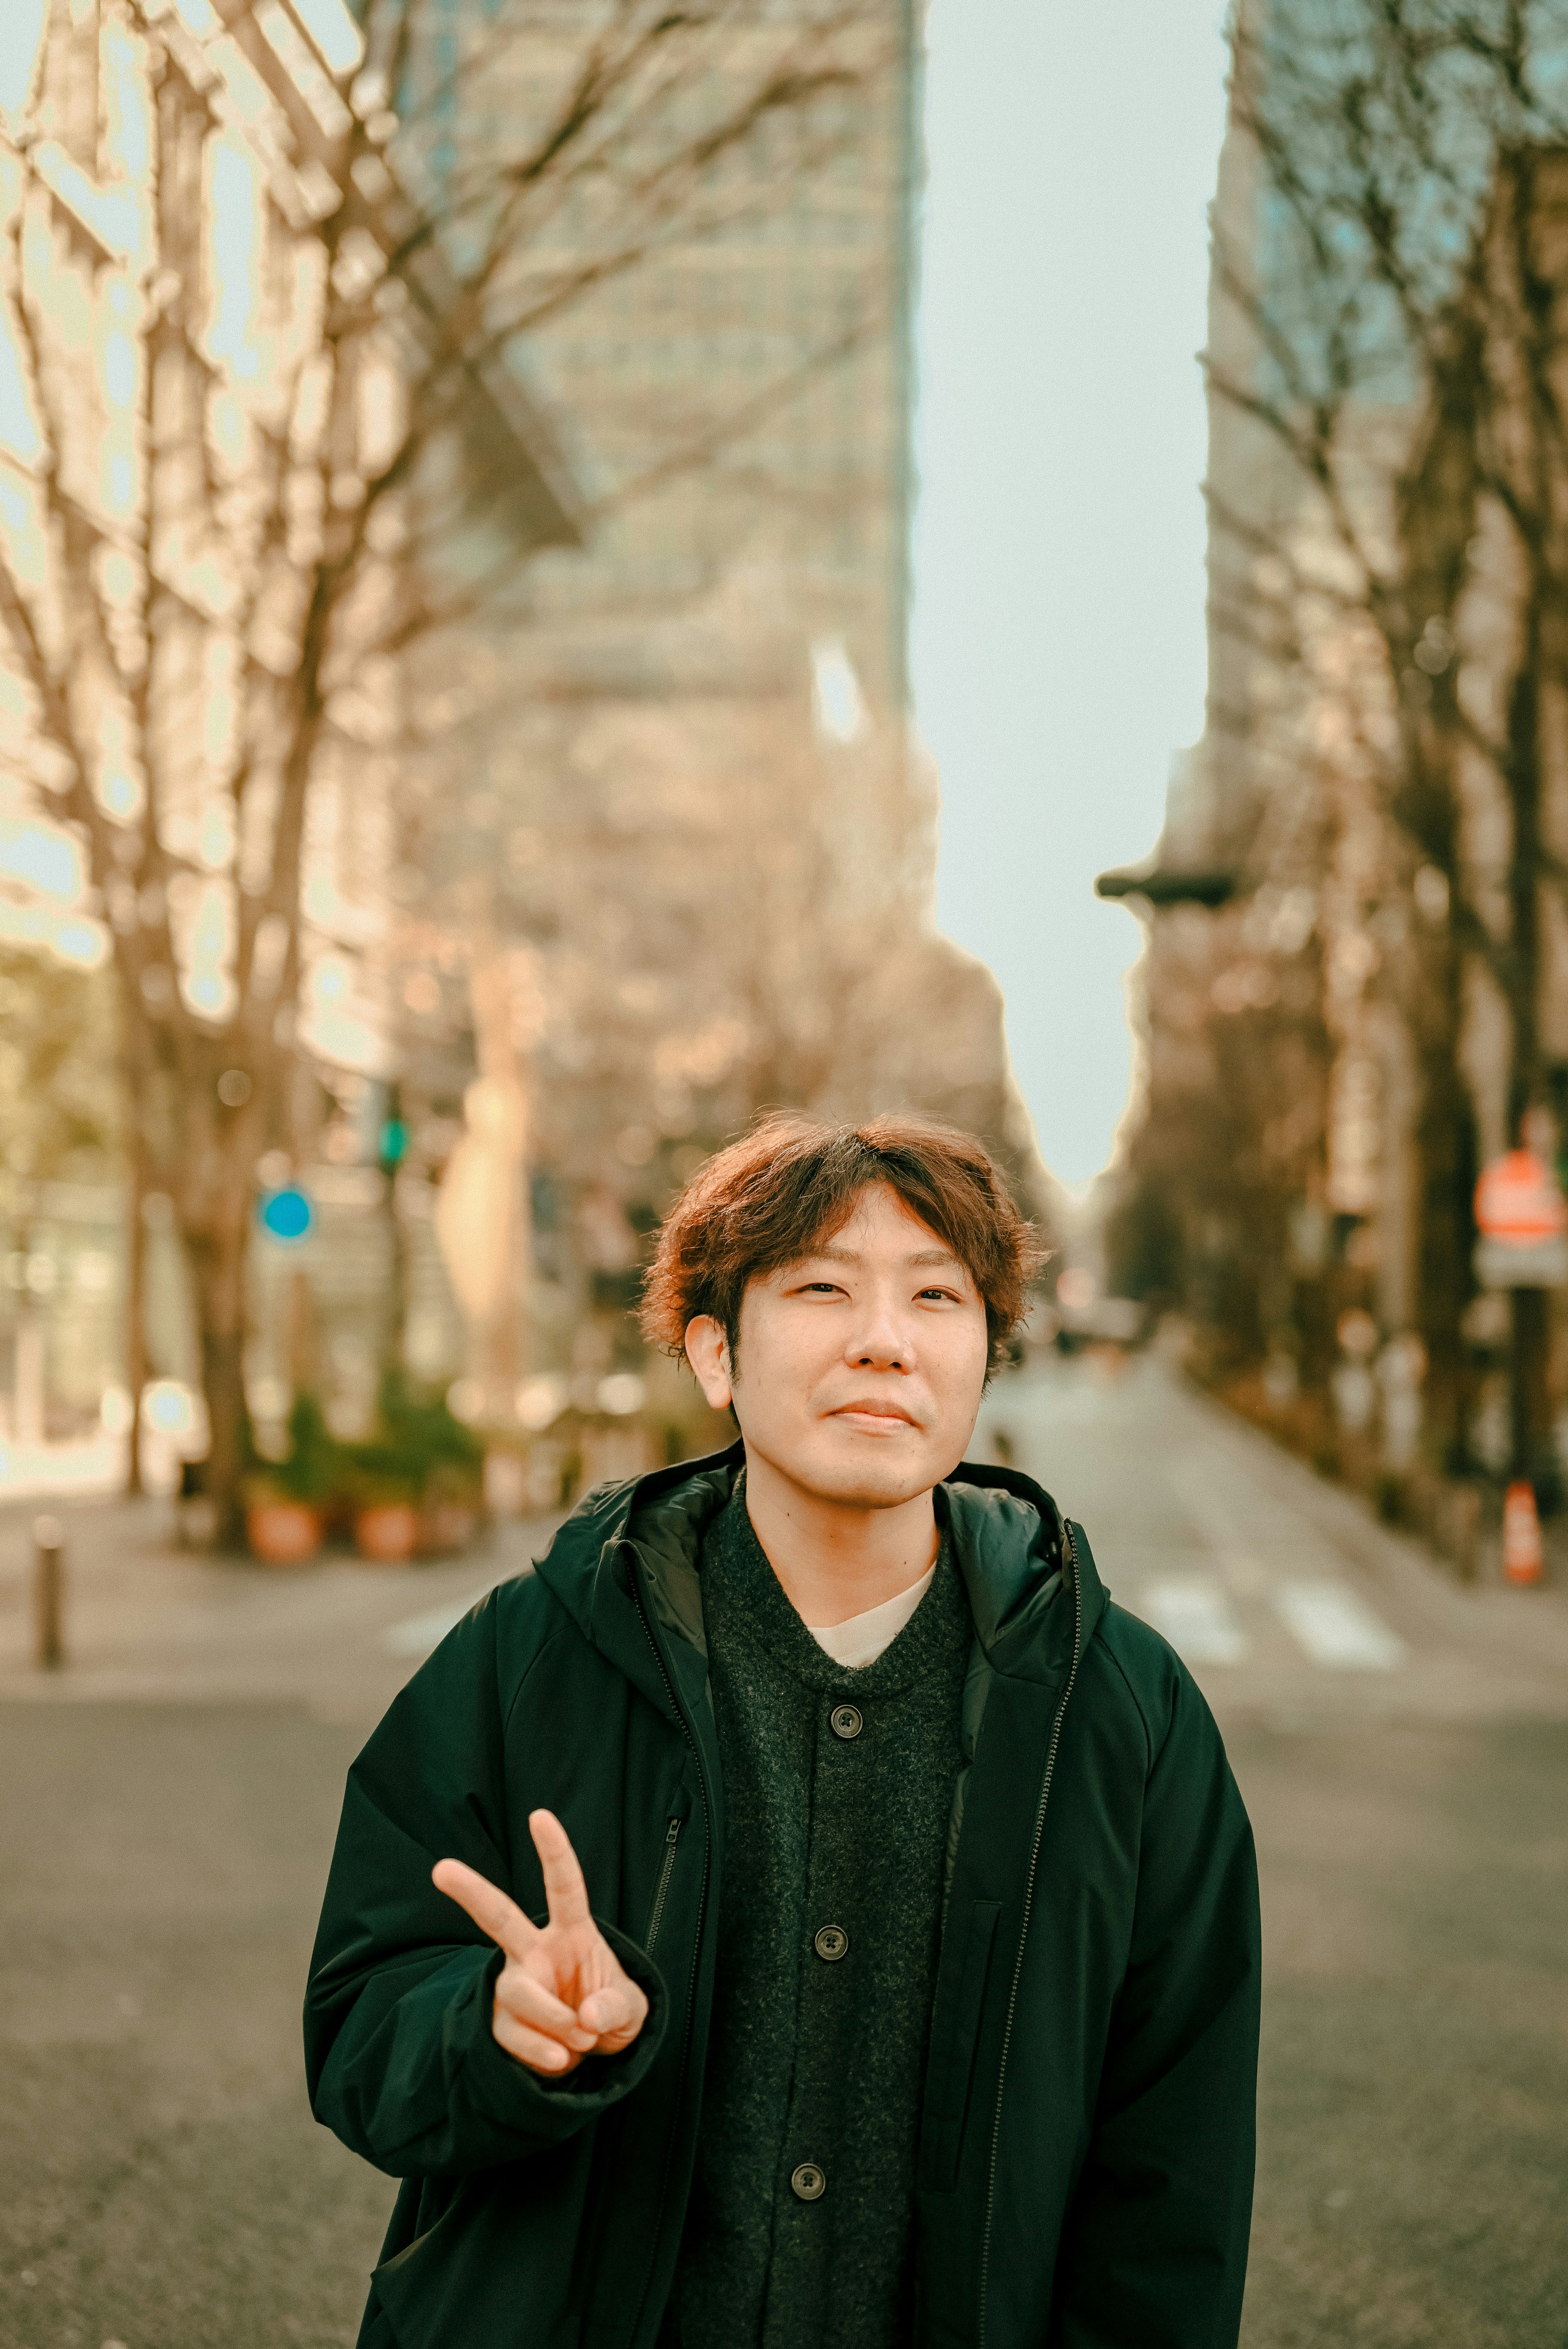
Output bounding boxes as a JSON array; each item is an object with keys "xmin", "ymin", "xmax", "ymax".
[
  {"xmin": 1140, "ymin": 1580, "xmax": 1250, "ymax": 1665},
  {"xmin": 1129, "ymin": 1574, "xmax": 1407, "ymax": 1675},
  {"xmin": 1272, "ymin": 1580, "xmax": 1406, "ymax": 1672}
]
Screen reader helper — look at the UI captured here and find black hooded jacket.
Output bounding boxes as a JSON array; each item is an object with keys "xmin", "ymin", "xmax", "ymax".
[{"xmin": 305, "ymin": 1445, "xmax": 1261, "ymax": 2349}]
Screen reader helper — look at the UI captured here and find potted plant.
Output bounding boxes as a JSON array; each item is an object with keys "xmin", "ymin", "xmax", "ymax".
[
  {"xmin": 342, "ymin": 1438, "xmax": 422, "ymax": 1563},
  {"xmin": 244, "ymin": 1394, "xmax": 337, "ymax": 1565},
  {"xmin": 332, "ymin": 1372, "xmax": 486, "ymax": 1563},
  {"xmin": 376, "ymin": 1368, "xmax": 485, "ymax": 1559}
]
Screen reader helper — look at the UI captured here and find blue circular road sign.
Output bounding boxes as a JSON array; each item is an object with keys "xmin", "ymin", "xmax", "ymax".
[{"xmin": 259, "ymin": 1187, "xmax": 313, "ymax": 1243}]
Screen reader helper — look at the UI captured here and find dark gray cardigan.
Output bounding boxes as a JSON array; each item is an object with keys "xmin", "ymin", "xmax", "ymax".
[{"xmin": 660, "ymin": 1485, "xmax": 973, "ymax": 2349}]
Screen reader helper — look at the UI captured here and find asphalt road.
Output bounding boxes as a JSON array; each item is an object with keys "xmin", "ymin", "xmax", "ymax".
[
  {"xmin": 978, "ymin": 1358, "xmax": 1568, "ymax": 2349},
  {"xmin": 0, "ymin": 1357, "xmax": 1564, "ymax": 2347}
]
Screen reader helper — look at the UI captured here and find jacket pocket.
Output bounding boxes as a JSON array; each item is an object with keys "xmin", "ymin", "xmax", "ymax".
[{"xmin": 919, "ymin": 1897, "xmax": 1001, "ymax": 2195}]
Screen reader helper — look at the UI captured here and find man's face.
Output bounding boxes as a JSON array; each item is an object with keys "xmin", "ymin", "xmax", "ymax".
[{"xmin": 685, "ymin": 1182, "xmax": 991, "ymax": 1510}]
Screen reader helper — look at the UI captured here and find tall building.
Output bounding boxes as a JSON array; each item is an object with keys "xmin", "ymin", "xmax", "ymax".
[
  {"xmin": 397, "ymin": 0, "xmax": 922, "ymax": 707},
  {"xmin": 374, "ymin": 4, "xmax": 1047, "ymax": 1442}
]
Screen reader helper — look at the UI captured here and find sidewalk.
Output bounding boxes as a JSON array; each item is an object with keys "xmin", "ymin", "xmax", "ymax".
[
  {"xmin": 0, "ymin": 1429, "xmax": 124, "ymax": 1503},
  {"xmin": 0, "ymin": 1493, "xmax": 563, "ymax": 1727}
]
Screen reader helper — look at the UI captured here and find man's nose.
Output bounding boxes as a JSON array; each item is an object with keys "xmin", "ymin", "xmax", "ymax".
[{"xmin": 846, "ymin": 1294, "xmax": 915, "ymax": 1369}]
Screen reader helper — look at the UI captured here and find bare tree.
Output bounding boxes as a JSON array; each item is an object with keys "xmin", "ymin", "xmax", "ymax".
[
  {"xmin": 0, "ymin": 0, "xmax": 895, "ymax": 1535},
  {"xmin": 1200, "ymin": 0, "xmax": 1568, "ymax": 1481}
]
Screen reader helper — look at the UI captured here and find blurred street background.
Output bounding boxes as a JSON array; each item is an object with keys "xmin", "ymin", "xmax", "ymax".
[{"xmin": 2, "ymin": 0, "xmax": 1568, "ymax": 2341}]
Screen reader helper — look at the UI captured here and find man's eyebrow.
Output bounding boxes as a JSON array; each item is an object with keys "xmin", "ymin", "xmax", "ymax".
[{"xmin": 804, "ymin": 1242, "xmax": 964, "ymax": 1270}]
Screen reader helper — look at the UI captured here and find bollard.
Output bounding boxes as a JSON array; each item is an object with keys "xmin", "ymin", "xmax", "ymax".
[{"xmin": 33, "ymin": 1513, "xmax": 64, "ymax": 1670}]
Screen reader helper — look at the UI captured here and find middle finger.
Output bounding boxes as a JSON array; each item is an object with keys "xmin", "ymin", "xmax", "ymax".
[{"xmin": 529, "ymin": 1808, "xmax": 593, "ymax": 1933}]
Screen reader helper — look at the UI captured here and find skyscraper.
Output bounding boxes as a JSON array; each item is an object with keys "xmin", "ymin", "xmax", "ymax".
[
  {"xmin": 381, "ymin": 4, "xmax": 1045, "ymax": 1437},
  {"xmin": 401, "ymin": 0, "xmax": 922, "ymax": 708}
]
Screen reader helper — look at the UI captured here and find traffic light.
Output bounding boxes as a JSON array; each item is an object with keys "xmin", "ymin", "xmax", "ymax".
[{"xmin": 378, "ymin": 1084, "xmax": 409, "ymax": 1172}]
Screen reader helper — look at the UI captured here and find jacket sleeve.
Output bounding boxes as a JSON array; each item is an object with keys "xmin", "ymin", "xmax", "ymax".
[
  {"xmin": 1050, "ymin": 1657, "xmax": 1261, "ymax": 2349},
  {"xmin": 303, "ymin": 1591, "xmax": 668, "ymax": 2179}
]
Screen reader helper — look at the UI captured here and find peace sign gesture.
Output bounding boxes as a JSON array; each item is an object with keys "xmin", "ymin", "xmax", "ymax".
[{"xmin": 432, "ymin": 1810, "xmax": 650, "ymax": 2077}]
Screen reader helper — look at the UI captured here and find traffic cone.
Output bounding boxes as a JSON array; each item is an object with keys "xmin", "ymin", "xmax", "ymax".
[{"xmin": 1502, "ymin": 1480, "xmax": 1544, "ymax": 1585}]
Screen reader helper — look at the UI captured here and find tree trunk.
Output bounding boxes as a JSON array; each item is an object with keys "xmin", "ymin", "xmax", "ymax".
[
  {"xmin": 1510, "ymin": 1285, "xmax": 1552, "ymax": 1484},
  {"xmin": 184, "ymin": 1142, "xmax": 256, "ymax": 1549},
  {"xmin": 1390, "ymin": 337, "xmax": 1481, "ymax": 1476},
  {"xmin": 200, "ymin": 1299, "xmax": 249, "ymax": 1546},
  {"xmin": 385, "ymin": 1179, "xmax": 410, "ymax": 1380},
  {"xmin": 1504, "ymin": 616, "xmax": 1548, "ymax": 1488},
  {"xmin": 1412, "ymin": 931, "xmax": 1477, "ymax": 1470},
  {"xmin": 122, "ymin": 1132, "xmax": 149, "ymax": 1497}
]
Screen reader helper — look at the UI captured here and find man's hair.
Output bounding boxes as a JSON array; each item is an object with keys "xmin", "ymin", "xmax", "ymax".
[{"xmin": 639, "ymin": 1111, "xmax": 1044, "ymax": 1367}]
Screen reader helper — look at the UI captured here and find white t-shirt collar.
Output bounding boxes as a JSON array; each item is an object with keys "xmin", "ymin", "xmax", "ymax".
[{"xmin": 804, "ymin": 1565, "xmax": 936, "ymax": 1671}]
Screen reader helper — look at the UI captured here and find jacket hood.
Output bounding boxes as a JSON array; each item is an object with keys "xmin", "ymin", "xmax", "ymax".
[{"xmin": 532, "ymin": 1440, "xmax": 1108, "ymax": 1692}]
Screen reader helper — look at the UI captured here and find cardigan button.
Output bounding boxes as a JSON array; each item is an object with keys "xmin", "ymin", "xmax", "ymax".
[
  {"xmin": 791, "ymin": 2162, "xmax": 826, "ymax": 2202},
  {"xmin": 814, "ymin": 1924, "xmax": 849, "ymax": 1962},
  {"xmin": 829, "ymin": 1703, "xmax": 863, "ymax": 1740}
]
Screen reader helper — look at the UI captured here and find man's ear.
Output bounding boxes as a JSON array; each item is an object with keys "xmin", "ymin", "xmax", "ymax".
[{"xmin": 684, "ymin": 1316, "xmax": 733, "ymax": 1411}]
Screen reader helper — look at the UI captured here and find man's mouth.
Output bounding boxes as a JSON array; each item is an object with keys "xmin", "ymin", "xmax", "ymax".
[{"xmin": 830, "ymin": 1400, "xmax": 917, "ymax": 1429}]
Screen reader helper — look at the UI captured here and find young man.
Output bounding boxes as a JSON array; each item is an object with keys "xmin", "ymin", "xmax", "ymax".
[{"xmin": 305, "ymin": 1114, "xmax": 1260, "ymax": 2349}]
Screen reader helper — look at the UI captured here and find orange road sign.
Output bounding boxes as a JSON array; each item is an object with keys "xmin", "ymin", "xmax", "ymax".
[
  {"xmin": 1474, "ymin": 1149, "xmax": 1567, "ymax": 1242},
  {"xmin": 1474, "ymin": 1151, "xmax": 1568, "ymax": 1287}
]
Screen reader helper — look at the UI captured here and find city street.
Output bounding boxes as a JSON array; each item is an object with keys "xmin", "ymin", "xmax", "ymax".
[
  {"xmin": 1, "ymin": 1358, "xmax": 1566, "ymax": 2346},
  {"xmin": 8, "ymin": 4, "xmax": 1563, "ymax": 2345},
  {"xmin": 978, "ymin": 1357, "xmax": 1568, "ymax": 2349}
]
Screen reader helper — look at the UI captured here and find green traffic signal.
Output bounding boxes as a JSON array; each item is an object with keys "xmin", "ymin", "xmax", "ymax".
[{"xmin": 379, "ymin": 1117, "xmax": 409, "ymax": 1169}]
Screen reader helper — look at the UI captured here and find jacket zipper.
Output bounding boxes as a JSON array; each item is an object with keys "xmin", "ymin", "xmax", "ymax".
[
  {"xmin": 976, "ymin": 1521, "xmax": 1084, "ymax": 2347},
  {"xmin": 645, "ymin": 1814, "xmax": 683, "ymax": 1955},
  {"xmin": 626, "ymin": 1547, "xmax": 713, "ymax": 2349}
]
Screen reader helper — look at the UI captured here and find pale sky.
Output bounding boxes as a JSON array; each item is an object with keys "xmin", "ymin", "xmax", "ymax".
[{"xmin": 911, "ymin": 1, "xmax": 1229, "ymax": 1187}]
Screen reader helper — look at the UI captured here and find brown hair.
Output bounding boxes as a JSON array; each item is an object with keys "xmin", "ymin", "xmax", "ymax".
[{"xmin": 640, "ymin": 1111, "xmax": 1043, "ymax": 1366}]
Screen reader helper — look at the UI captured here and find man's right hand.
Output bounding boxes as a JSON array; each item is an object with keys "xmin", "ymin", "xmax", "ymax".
[{"xmin": 432, "ymin": 1808, "xmax": 649, "ymax": 2077}]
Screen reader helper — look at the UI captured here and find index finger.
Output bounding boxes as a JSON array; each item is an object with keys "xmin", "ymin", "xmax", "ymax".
[
  {"xmin": 529, "ymin": 1808, "xmax": 592, "ymax": 1931},
  {"xmin": 432, "ymin": 1857, "xmax": 539, "ymax": 1961}
]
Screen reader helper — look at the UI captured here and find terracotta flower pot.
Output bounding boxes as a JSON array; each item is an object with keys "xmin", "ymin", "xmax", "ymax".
[
  {"xmin": 355, "ymin": 1501, "xmax": 420, "ymax": 1563},
  {"xmin": 247, "ymin": 1500, "xmax": 322, "ymax": 1566}
]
